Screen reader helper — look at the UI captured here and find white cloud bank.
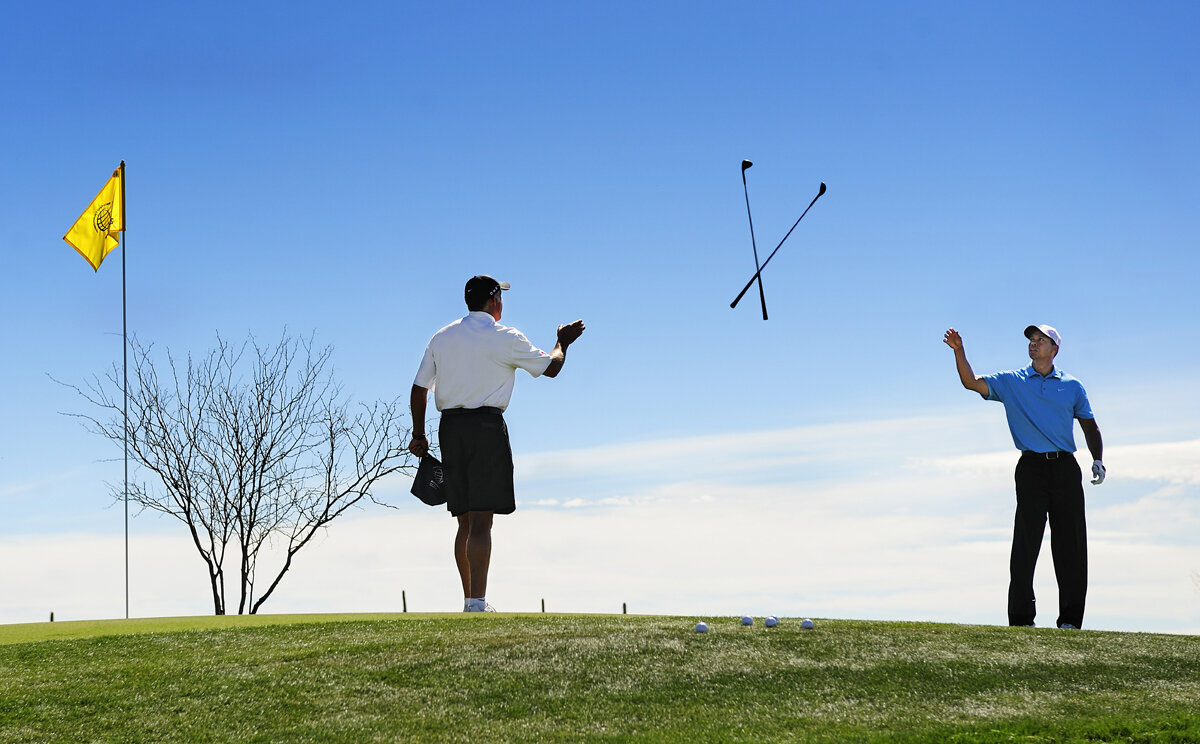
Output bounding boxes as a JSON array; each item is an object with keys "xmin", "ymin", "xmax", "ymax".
[{"xmin": 4, "ymin": 414, "xmax": 1199, "ymax": 635}]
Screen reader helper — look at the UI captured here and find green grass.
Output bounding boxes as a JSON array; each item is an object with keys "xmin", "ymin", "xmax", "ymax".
[
  {"xmin": 0, "ymin": 613, "xmax": 405, "ymax": 646},
  {"xmin": 2, "ymin": 614, "xmax": 1199, "ymax": 743}
]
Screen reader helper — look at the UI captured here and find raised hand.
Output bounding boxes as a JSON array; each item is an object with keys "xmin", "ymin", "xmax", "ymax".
[
  {"xmin": 943, "ymin": 328, "xmax": 964, "ymax": 352},
  {"xmin": 557, "ymin": 319, "xmax": 586, "ymax": 346}
]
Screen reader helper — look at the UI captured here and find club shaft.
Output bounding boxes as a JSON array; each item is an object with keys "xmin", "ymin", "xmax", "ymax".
[
  {"xmin": 742, "ymin": 172, "xmax": 768, "ymax": 320},
  {"xmin": 731, "ymin": 187, "xmax": 824, "ymax": 309}
]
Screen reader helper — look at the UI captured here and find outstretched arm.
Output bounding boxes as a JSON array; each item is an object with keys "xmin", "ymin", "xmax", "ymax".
[
  {"xmin": 943, "ymin": 328, "xmax": 990, "ymax": 397},
  {"xmin": 543, "ymin": 319, "xmax": 586, "ymax": 378}
]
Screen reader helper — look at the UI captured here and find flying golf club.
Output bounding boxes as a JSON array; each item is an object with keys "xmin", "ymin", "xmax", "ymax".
[
  {"xmin": 731, "ymin": 181, "xmax": 827, "ymax": 311},
  {"xmin": 741, "ymin": 159, "xmax": 768, "ymax": 320}
]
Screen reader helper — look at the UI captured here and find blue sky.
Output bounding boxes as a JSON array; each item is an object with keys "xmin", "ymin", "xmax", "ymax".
[{"xmin": 3, "ymin": 2, "xmax": 1198, "ymax": 632}]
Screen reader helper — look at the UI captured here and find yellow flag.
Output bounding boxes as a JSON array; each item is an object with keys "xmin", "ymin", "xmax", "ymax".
[{"xmin": 63, "ymin": 164, "xmax": 124, "ymax": 271}]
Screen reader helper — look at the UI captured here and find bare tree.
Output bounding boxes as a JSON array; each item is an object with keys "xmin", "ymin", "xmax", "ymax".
[{"xmin": 64, "ymin": 331, "xmax": 414, "ymax": 615}]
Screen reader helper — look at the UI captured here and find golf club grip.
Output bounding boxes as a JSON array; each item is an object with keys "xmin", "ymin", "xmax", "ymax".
[{"xmin": 731, "ymin": 278, "xmax": 756, "ymax": 308}]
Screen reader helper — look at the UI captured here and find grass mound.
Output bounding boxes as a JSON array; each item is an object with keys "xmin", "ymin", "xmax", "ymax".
[{"xmin": 2, "ymin": 614, "xmax": 1199, "ymax": 742}]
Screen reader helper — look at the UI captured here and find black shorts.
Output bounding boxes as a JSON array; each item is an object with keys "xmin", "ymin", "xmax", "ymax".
[{"xmin": 438, "ymin": 407, "xmax": 515, "ymax": 517}]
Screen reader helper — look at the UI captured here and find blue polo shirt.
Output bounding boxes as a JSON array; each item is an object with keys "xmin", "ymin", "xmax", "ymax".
[{"xmin": 981, "ymin": 366, "xmax": 1094, "ymax": 453}]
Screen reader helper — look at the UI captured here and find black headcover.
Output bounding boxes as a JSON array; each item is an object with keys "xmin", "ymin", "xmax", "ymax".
[{"xmin": 410, "ymin": 454, "xmax": 446, "ymax": 506}]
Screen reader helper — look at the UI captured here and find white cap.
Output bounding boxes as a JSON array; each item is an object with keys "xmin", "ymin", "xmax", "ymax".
[{"xmin": 1024, "ymin": 324, "xmax": 1062, "ymax": 347}]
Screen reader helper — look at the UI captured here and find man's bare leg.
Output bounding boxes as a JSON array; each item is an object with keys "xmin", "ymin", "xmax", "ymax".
[
  {"xmin": 454, "ymin": 515, "xmax": 471, "ymax": 601},
  {"xmin": 466, "ymin": 511, "xmax": 494, "ymax": 600}
]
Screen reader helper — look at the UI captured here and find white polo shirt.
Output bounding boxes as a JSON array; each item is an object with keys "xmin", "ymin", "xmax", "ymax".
[{"xmin": 414, "ymin": 311, "xmax": 552, "ymax": 412}]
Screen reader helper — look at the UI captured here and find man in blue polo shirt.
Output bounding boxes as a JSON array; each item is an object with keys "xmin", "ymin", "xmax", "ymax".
[{"xmin": 943, "ymin": 324, "xmax": 1105, "ymax": 629}]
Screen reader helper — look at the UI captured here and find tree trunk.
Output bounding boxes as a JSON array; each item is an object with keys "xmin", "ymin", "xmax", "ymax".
[{"xmin": 209, "ymin": 566, "xmax": 225, "ymax": 615}]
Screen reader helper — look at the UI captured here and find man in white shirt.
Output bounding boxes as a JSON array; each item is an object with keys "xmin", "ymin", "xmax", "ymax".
[{"xmin": 409, "ymin": 275, "xmax": 585, "ymax": 612}]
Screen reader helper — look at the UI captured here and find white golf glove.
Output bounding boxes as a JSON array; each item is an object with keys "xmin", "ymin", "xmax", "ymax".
[{"xmin": 1091, "ymin": 460, "xmax": 1106, "ymax": 485}]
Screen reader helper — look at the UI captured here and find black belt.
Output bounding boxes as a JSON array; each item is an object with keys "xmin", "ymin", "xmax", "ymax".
[
  {"xmin": 441, "ymin": 406, "xmax": 503, "ymax": 416},
  {"xmin": 1022, "ymin": 450, "xmax": 1072, "ymax": 460}
]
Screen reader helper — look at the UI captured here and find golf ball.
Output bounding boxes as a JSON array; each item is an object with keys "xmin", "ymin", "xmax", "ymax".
[
  {"xmin": 741, "ymin": 615, "xmax": 753, "ymax": 626},
  {"xmin": 765, "ymin": 616, "xmax": 779, "ymax": 628},
  {"xmin": 695, "ymin": 621, "xmax": 709, "ymax": 633},
  {"xmin": 801, "ymin": 618, "xmax": 815, "ymax": 630}
]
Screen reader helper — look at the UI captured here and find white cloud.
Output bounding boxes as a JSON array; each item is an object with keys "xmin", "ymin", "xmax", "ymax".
[
  {"xmin": 516, "ymin": 415, "xmax": 971, "ymax": 486},
  {"xmin": 4, "ymin": 415, "xmax": 1199, "ymax": 635},
  {"xmin": 0, "ymin": 466, "xmax": 97, "ymax": 503},
  {"xmin": 1090, "ymin": 484, "xmax": 1200, "ymax": 545},
  {"xmin": 1109, "ymin": 440, "xmax": 1200, "ymax": 485},
  {"xmin": 915, "ymin": 439, "xmax": 1200, "ymax": 487}
]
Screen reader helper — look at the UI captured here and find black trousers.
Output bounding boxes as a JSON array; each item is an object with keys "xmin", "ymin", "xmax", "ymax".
[{"xmin": 1008, "ymin": 452, "xmax": 1088, "ymax": 628}]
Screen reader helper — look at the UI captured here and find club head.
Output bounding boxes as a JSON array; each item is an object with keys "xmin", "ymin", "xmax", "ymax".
[
  {"xmin": 742, "ymin": 159, "xmax": 753, "ymax": 171},
  {"xmin": 818, "ymin": 182, "xmax": 827, "ymax": 196}
]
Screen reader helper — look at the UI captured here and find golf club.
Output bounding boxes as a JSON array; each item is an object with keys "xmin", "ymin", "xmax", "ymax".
[
  {"xmin": 731, "ymin": 181, "xmax": 826, "ymax": 310},
  {"xmin": 741, "ymin": 159, "xmax": 768, "ymax": 320}
]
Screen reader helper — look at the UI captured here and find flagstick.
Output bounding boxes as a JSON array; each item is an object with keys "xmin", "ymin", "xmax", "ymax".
[{"xmin": 120, "ymin": 161, "xmax": 129, "ymax": 620}]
